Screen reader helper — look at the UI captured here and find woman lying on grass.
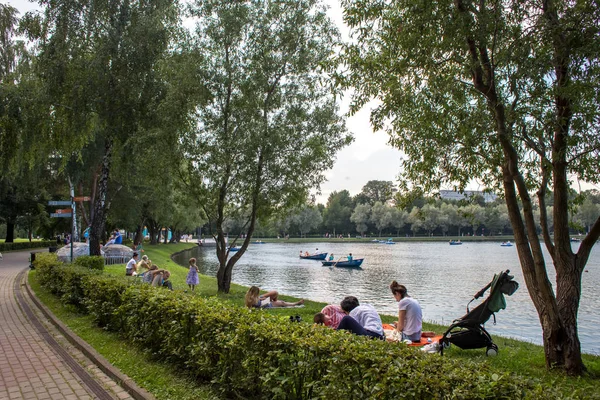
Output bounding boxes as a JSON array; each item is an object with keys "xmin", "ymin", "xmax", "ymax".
[{"xmin": 244, "ymin": 286, "xmax": 304, "ymax": 308}]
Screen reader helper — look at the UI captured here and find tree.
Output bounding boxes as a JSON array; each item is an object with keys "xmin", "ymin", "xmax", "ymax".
[
  {"xmin": 355, "ymin": 180, "xmax": 395, "ymax": 205},
  {"xmin": 350, "ymin": 203, "xmax": 370, "ymax": 236},
  {"xmin": 184, "ymin": 0, "xmax": 350, "ymax": 293},
  {"xmin": 390, "ymin": 207, "xmax": 408, "ymax": 237},
  {"xmin": 291, "ymin": 206, "xmax": 322, "ymax": 237},
  {"xmin": 342, "ymin": 0, "xmax": 600, "ymax": 374},
  {"xmin": 322, "ymin": 190, "xmax": 354, "ymax": 237},
  {"xmin": 370, "ymin": 201, "xmax": 392, "ymax": 237},
  {"xmin": 35, "ymin": 0, "xmax": 181, "ymax": 255}
]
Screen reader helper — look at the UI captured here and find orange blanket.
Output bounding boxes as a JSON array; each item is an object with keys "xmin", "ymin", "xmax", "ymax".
[{"xmin": 382, "ymin": 324, "xmax": 442, "ymax": 346}]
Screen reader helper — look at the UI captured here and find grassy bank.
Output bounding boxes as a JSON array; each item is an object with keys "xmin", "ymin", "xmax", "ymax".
[{"xmin": 36, "ymin": 242, "xmax": 600, "ymax": 398}]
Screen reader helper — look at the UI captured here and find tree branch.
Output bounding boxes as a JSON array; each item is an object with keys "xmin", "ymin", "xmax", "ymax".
[{"xmin": 576, "ymin": 216, "xmax": 600, "ymax": 273}]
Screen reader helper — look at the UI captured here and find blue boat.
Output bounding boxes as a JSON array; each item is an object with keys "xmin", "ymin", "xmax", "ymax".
[
  {"xmin": 322, "ymin": 258, "xmax": 364, "ymax": 268},
  {"xmin": 229, "ymin": 246, "xmax": 241, "ymax": 252},
  {"xmin": 449, "ymin": 240, "xmax": 463, "ymax": 245},
  {"xmin": 500, "ymin": 242, "xmax": 513, "ymax": 247},
  {"xmin": 300, "ymin": 252, "xmax": 328, "ymax": 260}
]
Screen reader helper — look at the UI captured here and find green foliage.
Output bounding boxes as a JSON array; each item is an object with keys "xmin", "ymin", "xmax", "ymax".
[
  {"xmin": 74, "ymin": 255, "xmax": 104, "ymax": 271},
  {"xmin": 34, "ymin": 255, "xmax": 555, "ymax": 399},
  {"xmin": 0, "ymin": 240, "xmax": 55, "ymax": 252}
]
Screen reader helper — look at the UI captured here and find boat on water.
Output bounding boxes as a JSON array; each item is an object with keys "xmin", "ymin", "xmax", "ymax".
[
  {"xmin": 254, "ymin": 240, "xmax": 265, "ymax": 244},
  {"xmin": 299, "ymin": 252, "xmax": 328, "ymax": 260},
  {"xmin": 570, "ymin": 237, "xmax": 581, "ymax": 242},
  {"xmin": 501, "ymin": 241, "xmax": 513, "ymax": 247},
  {"xmin": 449, "ymin": 240, "xmax": 463, "ymax": 245},
  {"xmin": 322, "ymin": 258, "xmax": 364, "ymax": 268},
  {"xmin": 229, "ymin": 246, "xmax": 241, "ymax": 252}
]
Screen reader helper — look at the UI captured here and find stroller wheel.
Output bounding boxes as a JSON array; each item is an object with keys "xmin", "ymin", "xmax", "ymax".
[{"xmin": 486, "ymin": 344, "xmax": 498, "ymax": 357}]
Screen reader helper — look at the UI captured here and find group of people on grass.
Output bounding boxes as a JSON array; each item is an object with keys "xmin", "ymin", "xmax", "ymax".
[
  {"xmin": 314, "ymin": 281, "xmax": 423, "ymax": 342},
  {"xmin": 125, "ymin": 252, "xmax": 173, "ymax": 290}
]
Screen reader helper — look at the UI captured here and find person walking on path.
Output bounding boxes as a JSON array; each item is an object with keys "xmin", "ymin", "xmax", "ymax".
[{"xmin": 186, "ymin": 257, "xmax": 199, "ymax": 291}]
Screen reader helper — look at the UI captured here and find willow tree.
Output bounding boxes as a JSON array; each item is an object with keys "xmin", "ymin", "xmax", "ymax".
[
  {"xmin": 185, "ymin": 0, "xmax": 350, "ymax": 293},
  {"xmin": 342, "ymin": 0, "xmax": 600, "ymax": 374},
  {"xmin": 35, "ymin": 0, "xmax": 180, "ymax": 254}
]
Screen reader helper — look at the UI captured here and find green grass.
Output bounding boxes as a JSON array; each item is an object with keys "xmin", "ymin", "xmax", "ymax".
[{"xmin": 36, "ymin": 242, "xmax": 600, "ymax": 398}]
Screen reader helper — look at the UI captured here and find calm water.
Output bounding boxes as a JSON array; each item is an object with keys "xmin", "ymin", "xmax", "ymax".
[{"xmin": 174, "ymin": 241, "xmax": 600, "ymax": 355}]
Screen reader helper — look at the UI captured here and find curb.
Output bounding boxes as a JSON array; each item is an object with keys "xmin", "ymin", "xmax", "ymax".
[{"xmin": 23, "ymin": 272, "xmax": 156, "ymax": 400}]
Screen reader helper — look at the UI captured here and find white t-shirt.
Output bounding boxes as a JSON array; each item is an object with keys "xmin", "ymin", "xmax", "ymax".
[
  {"xmin": 398, "ymin": 297, "xmax": 422, "ymax": 336},
  {"xmin": 126, "ymin": 258, "xmax": 137, "ymax": 272},
  {"xmin": 349, "ymin": 304, "xmax": 383, "ymax": 335}
]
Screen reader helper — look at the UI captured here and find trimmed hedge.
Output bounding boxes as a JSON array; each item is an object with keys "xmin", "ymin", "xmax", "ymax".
[
  {"xmin": 33, "ymin": 253, "xmax": 551, "ymax": 399},
  {"xmin": 74, "ymin": 255, "xmax": 105, "ymax": 271},
  {"xmin": 0, "ymin": 240, "xmax": 56, "ymax": 252}
]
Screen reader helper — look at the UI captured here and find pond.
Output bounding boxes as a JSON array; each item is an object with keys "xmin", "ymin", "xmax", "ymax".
[{"xmin": 173, "ymin": 241, "xmax": 600, "ymax": 355}]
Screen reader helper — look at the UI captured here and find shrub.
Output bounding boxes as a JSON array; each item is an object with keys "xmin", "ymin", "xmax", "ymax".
[
  {"xmin": 34, "ymin": 259, "xmax": 552, "ymax": 399},
  {"xmin": 0, "ymin": 240, "xmax": 56, "ymax": 252},
  {"xmin": 74, "ymin": 255, "xmax": 105, "ymax": 271}
]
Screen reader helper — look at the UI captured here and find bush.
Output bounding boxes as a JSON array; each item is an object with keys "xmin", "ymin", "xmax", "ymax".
[
  {"xmin": 0, "ymin": 240, "xmax": 56, "ymax": 252},
  {"xmin": 34, "ymin": 258, "xmax": 552, "ymax": 399},
  {"xmin": 74, "ymin": 255, "xmax": 105, "ymax": 271}
]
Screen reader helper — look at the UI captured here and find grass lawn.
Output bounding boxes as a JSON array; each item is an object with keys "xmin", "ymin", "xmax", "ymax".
[{"xmin": 36, "ymin": 242, "xmax": 600, "ymax": 398}]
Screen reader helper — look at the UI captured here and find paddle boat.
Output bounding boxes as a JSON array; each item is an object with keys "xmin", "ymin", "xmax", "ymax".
[
  {"xmin": 299, "ymin": 252, "xmax": 328, "ymax": 260},
  {"xmin": 500, "ymin": 241, "xmax": 513, "ymax": 247},
  {"xmin": 449, "ymin": 240, "xmax": 463, "ymax": 245},
  {"xmin": 384, "ymin": 238, "xmax": 395, "ymax": 244},
  {"xmin": 570, "ymin": 237, "xmax": 581, "ymax": 242},
  {"xmin": 254, "ymin": 240, "xmax": 265, "ymax": 244},
  {"xmin": 229, "ymin": 246, "xmax": 241, "ymax": 252},
  {"xmin": 322, "ymin": 258, "xmax": 364, "ymax": 268}
]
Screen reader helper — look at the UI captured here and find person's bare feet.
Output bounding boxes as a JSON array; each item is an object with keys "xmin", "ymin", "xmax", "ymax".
[{"xmin": 297, "ymin": 299, "xmax": 305, "ymax": 305}]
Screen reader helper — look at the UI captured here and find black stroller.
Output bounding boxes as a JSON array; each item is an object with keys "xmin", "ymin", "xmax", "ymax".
[{"xmin": 439, "ymin": 270, "xmax": 519, "ymax": 356}]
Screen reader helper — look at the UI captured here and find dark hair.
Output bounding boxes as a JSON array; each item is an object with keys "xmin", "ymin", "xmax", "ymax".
[
  {"xmin": 133, "ymin": 252, "xmax": 139, "ymax": 257},
  {"xmin": 390, "ymin": 281, "xmax": 407, "ymax": 297},
  {"xmin": 314, "ymin": 312, "xmax": 326, "ymax": 324},
  {"xmin": 340, "ymin": 296, "xmax": 359, "ymax": 313}
]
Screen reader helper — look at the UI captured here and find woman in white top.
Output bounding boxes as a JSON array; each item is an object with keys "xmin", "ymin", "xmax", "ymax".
[{"xmin": 390, "ymin": 281, "xmax": 422, "ymax": 342}]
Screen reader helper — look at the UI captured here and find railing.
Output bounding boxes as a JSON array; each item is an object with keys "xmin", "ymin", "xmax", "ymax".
[{"xmin": 104, "ymin": 255, "xmax": 130, "ymax": 265}]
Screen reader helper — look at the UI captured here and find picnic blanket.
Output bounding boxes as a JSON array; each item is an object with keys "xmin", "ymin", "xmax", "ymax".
[{"xmin": 382, "ymin": 324, "xmax": 442, "ymax": 346}]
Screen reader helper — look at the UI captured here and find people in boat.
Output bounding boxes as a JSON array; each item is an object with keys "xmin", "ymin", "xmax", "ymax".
[
  {"xmin": 304, "ymin": 251, "xmax": 310, "ymax": 256},
  {"xmin": 329, "ymin": 253, "xmax": 335, "ymax": 261},
  {"xmin": 336, "ymin": 296, "xmax": 384, "ymax": 340},
  {"xmin": 347, "ymin": 253, "xmax": 353, "ymax": 261},
  {"xmin": 390, "ymin": 281, "xmax": 422, "ymax": 342},
  {"xmin": 314, "ymin": 248, "xmax": 319, "ymax": 255},
  {"xmin": 313, "ymin": 304, "xmax": 346, "ymax": 329},
  {"xmin": 244, "ymin": 286, "xmax": 304, "ymax": 309},
  {"xmin": 299, "ymin": 250, "xmax": 303, "ymax": 257}
]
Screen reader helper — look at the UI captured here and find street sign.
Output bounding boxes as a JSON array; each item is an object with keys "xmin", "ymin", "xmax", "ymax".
[
  {"xmin": 48, "ymin": 200, "xmax": 72, "ymax": 206},
  {"xmin": 55, "ymin": 208, "xmax": 72, "ymax": 214},
  {"xmin": 73, "ymin": 196, "xmax": 91, "ymax": 202},
  {"xmin": 50, "ymin": 213, "xmax": 72, "ymax": 218}
]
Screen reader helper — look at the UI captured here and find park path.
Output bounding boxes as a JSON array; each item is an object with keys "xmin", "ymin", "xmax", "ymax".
[{"xmin": 0, "ymin": 250, "xmax": 134, "ymax": 400}]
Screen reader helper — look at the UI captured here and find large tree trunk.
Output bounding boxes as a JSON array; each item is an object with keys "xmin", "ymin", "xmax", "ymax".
[
  {"xmin": 89, "ymin": 139, "xmax": 112, "ymax": 256},
  {"xmin": 5, "ymin": 221, "xmax": 15, "ymax": 243}
]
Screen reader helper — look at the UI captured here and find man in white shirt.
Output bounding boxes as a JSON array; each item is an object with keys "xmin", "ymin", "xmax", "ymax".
[
  {"xmin": 125, "ymin": 253, "xmax": 139, "ymax": 276},
  {"xmin": 337, "ymin": 296, "xmax": 384, "ymax": 340}
]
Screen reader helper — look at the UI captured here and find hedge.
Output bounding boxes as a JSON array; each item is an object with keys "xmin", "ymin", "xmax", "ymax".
[
  {"xmin": 0, "ymin": 240, "xmax": 56, "ymax": 252},
  {"xmin": 33, "ymin": 253, "xmax": 552, "ymax": 399}
]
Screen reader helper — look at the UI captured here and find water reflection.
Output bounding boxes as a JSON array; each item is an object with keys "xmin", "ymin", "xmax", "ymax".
[{"xmin": 173, "ymin": 241, "xmax": 599, "ymax": 355}]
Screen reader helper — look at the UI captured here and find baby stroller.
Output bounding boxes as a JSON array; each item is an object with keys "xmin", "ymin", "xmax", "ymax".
[{"xmin": 439, "ymin": 270, "xmax": 518, "ymax": 356}]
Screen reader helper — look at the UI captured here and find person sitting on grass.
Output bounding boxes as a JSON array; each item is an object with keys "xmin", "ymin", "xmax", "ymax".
[
  {"xmin": 150, "ymin": 269, "xmax": 173, "ymax": 290},
  {"xmin": 244, "ymin": 286, "xmax": 304, "ymax": 309},
  {"xmin": 125, "ymin": 253, "xmax": 139, "ymax": 276},
  {"xmin": 390, "ymin": 281, "xmax": 422, "ymax": 342},
  {"xmin": 142, "ymin": 264, "xmax": 158, "ymax": 284},
  {"xmin": 313, "ymin": 304, "xmax": 346, "ymax": 329},
  {"xmin": 336, "ymin": 296, "xmax": 384, "ymax": 340}
]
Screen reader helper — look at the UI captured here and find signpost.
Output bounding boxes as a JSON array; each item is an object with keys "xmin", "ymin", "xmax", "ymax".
[{"xmin": 48, "ymin": 196, "xmax": 91, "ymax": 263}]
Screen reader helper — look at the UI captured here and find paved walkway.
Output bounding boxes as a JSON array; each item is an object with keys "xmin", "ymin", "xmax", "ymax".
[{"xmin": 0, "ymin": 250, "xmax": 133, "ymax": 400}]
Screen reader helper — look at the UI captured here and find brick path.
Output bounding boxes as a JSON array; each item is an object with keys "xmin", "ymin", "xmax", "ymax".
[{"xmin": 0, "ymin": 250, "xmax": 133, "ymax": 400}]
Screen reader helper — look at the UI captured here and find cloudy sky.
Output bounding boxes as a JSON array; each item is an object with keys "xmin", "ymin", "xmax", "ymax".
[{"xmin": 8, "ymin": 0, "xmax": 402, "ymax": 204}]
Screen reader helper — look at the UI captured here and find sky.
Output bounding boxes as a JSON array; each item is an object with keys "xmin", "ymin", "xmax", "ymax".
[{"xmin": 6, "ymin": 0, "xmax": 402, "ymax": 205}]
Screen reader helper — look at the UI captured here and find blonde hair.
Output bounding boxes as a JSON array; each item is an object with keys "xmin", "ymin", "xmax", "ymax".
[
  {"xmin": 245, "ymin": 286, "xmax": 260, "ymax": 308},
  {"xmin": 142, "ymin": 255, "xmax": 149, "ymax": 261}
]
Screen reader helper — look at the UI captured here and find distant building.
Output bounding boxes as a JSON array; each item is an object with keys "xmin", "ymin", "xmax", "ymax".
[{"xmin": 439, "ymin": 190, "xmax": 497, "ymax": 203}]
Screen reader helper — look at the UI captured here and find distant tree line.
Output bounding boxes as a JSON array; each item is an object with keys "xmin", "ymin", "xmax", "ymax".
[{"xmin": 217, "ymin": 180, "xmax": 600, "ymax": 239}]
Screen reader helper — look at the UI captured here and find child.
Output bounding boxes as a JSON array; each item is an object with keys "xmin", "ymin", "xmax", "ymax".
[{"xmin": 186, "ymin": 257, "xmax": 199, "ymax": 291}]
